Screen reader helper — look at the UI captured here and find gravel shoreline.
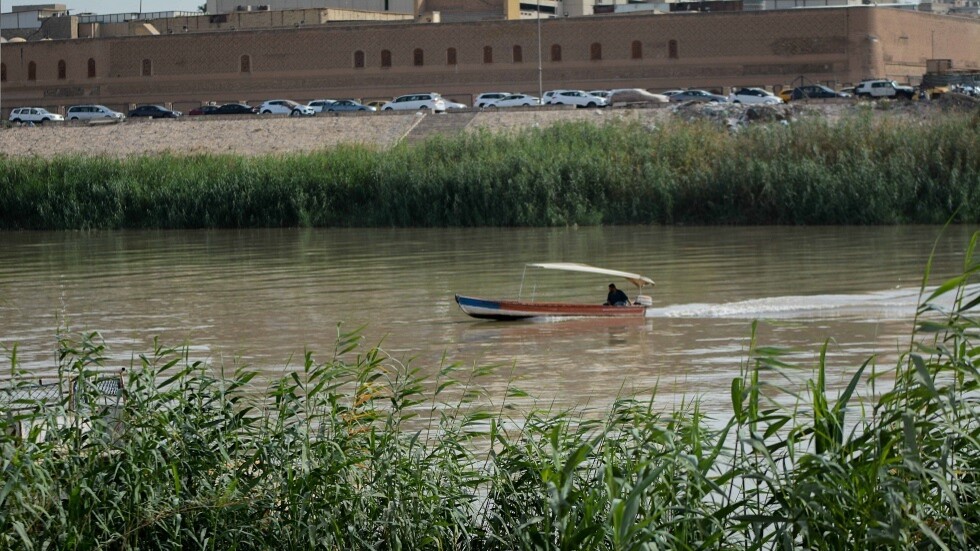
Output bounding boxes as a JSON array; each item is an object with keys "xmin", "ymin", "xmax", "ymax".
[{"xmin": 0, "ymin": 101, "xmax": 969, "ymax": 159}]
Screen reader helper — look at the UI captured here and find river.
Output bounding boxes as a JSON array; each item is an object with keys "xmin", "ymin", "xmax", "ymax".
[{"xmin": 1, "ymin": 225, "xmax": 977, "ymax": 416}]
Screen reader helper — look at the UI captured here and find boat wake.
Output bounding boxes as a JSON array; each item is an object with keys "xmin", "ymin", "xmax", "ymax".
[{"xmin": 645, "ymin": 286, "xmax": 964, "ymax": 321}]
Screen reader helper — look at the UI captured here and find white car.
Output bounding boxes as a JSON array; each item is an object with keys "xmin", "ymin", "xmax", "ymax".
[
  {"xmin": 541, "ymin": 90, "xmax": 568, "ymax": 104},
  {"xmin": 854, "ymin": 79, "xmax": 916, "ymax": 100},
  {"xmin": 306, "ymin": 99, "xmax": 336, "ymax": 113},
  {"xmin": 381, "ymin": 93, "xmax": 447, "ymax": 112},
  {"xmin": 259, "ymin": 100, "xmax": 316, "ymax": 116},
  {"xmin": 545, "ymin": 90, "xmax": 608, "ymax": 108},
  {"xmin": 475, "ymin": 92, "xmax": 511, "ymax": 108},
  {"xmin": 729, "ymin": 87, "xmax": 784, "ymax": 105},
  {"xmin": 66, "ymin": 104, "xmax": 126, "ymax": 121},
  {"xmin": 588, "ymin": 90, "xmax": 611, "ymax": 100},
  {"xmin": 444, "ymin": 99, "xmax": 468, "ymax": 110},
  {"xmin": 9, "ymin": 107, "xmax": 64, "ymax": 124},
  {"xmin": 486, "ymin": 94, "xmax": 541, "ymax": 108}
]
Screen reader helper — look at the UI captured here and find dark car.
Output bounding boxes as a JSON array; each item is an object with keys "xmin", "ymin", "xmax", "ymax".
[
  {"xmin": 128, "ymin": 105, "xmax": 182, "ymax": 118},
  {"xmin": 324, "ymin": 99, "xmax": 376, "ymax": 112},
  {"xmin": 188, "ymin": 105, "xmax": 220, "ymax": 116},
  {"xmin": 791, "ymin": 85, "xmax": 849, "ymax": 100},
  {"xmin": 668, "ymin": 90, "xmax": 729, "ymax": 103},
  {"xmin": 214, "ymin": 103, "xmax": 258, "ymax": 115}
]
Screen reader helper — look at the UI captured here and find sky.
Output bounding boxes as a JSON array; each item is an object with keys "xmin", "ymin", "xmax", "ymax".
[{"xmin": 3, "ymin": 1, "xmax": 205, "ymax": 14}]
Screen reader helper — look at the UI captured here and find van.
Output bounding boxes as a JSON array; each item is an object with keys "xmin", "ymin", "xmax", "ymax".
[{"xmin": 66, "ymin": 105, "xmax": 126, "ymax": 121}]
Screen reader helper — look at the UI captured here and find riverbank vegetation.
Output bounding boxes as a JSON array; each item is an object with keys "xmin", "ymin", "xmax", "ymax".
[
  {"xmin": 1, "ymin": 113, "xmax": 978, "ymax": 229},
  {"xmin": 2, "ymin": 236, "xmax": 979, "ymax": 549}
]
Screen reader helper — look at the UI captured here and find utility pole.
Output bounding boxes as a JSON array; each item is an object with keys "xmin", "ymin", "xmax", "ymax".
[{"xmin": 537, "ymin": 0, "xmax": 543, "ymax": 101}]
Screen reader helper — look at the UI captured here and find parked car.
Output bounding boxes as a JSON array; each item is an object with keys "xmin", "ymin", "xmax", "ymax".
[
  {"xmin": 588, "ymin": 90, "xmax": 612, "ymax": 100},
  {"xmin": 188, "ymin": 105, "xmax": 220, "ymax": 116},
  {"xmin": 323, "ymin": 99, "xmax": 376, "ymax": 112},
  {"xmin": 215, "ymin": 103, "xmax": 258, "ymax": 115},
  {"xmin": 778, "ymin": 89, "xmax": 794, "ymax": 102},
  {"xmin": 8, "ymin": 107, "xmax": 64, "ymax": 124},
  {"xmin": 838, "ymin": 86, "xmax": 856, "ymax": 96},
  {"xmin": 729, "ymin": 87, "xmax": 783, "ymax": 105},
  {"xmin": 66, "ymin": 104, "xmax": 126, "ymax": 121},
  {"xmin": 545, "ymin": 90, "xmax": 608, "ymax": 108},
  {"xmin": 790, "ymin": 84, "xmax": 849, "ymax": 101},
  {"xmin": 306, "ymin": 99, "xmax": 336, "ymax": 113},
  {"xmin": 128, "ymin": 105, "xmax": 182, "ymax": 118},
  {"xmin": 365, "ymin": 100, "xmax": 387, "ymax": 110},
  {"xmin": 486, "ymin": 94, "xmax": 540, "ymax": 108},
  {"xmin": 854, "ymin": 79, "xmax": 915, "ymax": 100},
  {"xmin": 381, "ymin": 93, "xmax": 447, "ymax": 112},
  {"xmin": 660, "ymin": 89, "xmax": 685, "ymax": 97},
  {"xmin": 258, "ymin": 99, "xmax": 316, "ymax": 116},
  {"xmin": 474, "ymin": 92, "xmax": 511, "ymax": 108},
  {"xmin": 444, "ymin": 99, "xmax": 469, "ymax": 110},
  {"xmin": 541, "ymin": 90, "xmax": 568, "ymax": 104},
  {"xmin": 668, "ymin": 90, "xmax": 729, "ymax": 103},
  {"xmin": 608, "ymin": 89, "xmax": 669, "ymax": 105}
]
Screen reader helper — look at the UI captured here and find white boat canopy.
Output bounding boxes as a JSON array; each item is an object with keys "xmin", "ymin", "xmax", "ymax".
[{"xmin": 527, "ymin": 263, "xmax": 655, "ymax": 288}]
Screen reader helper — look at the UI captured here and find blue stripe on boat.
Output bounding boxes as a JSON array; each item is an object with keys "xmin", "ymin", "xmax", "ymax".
[{"xmin": 456, "ymin": 295, "xmax": 500, "ymax": 310}]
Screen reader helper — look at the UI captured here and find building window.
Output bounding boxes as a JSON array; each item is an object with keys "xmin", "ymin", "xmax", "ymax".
[
  {"xmin": 668, "ymin": 40, "xmax": 678, "ymax": 59},
  {"xmin": 240, "ymin": 54, "xmax": 251, "ymax": 73},
  {"xmin": 354, "ymin": 50, "xmax": 365, "ymax": 68},
  {"xmin": 142, "ymin": 58, "xmax": 152, "ymax": 76},
  {"xmin": 1, "ymin": 63, "xmax": 6, "ymax": 82},
  {"xmin": 551, "ymin": 44, "xmax": 562, "ymax": 62},
  {"xmin": 414, "ymin": 48, "xmax": 424, "ymax": 67},
  {"xmin": 58, "ymin": 60, "xmax": 66, "ymax": 80},
  {"xmin": 513, "ymin": 45, "xmax": 523, "ymax": 63},
  {"xmin": 590, "ymin": 43, "xmax": 601, "ymax": 61},
  {"xmin": 631, "ymin": 40, "xmax": 642, "ymax": 60},
  {"xmin": 87, "ymin": 58, "xmax": 96, "ymax": 78},
  {"xmin": 28, "ymin": 62, "xmax": 37, "ymax": 81},
  {"xmin": 483, "ymin": 46, "xmax": 493, "ymax": 64},
  {"xmin": 447, "ymin": 47, "xmax": 457, "ymax": 65},
  {"xmin": 381, "ymin": 49, "xmax": 391, "ymax": 68}
]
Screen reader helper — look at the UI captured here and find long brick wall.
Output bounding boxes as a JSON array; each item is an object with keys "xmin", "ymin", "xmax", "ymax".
[{"xmin": 1, "ymin": 7, "xmax": 977, "ymax": 115}]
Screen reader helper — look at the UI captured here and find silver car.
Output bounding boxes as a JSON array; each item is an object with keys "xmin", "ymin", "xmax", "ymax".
[{"xmin": 66, "ymin": 104, "xmax": 126, "ymax": 121}]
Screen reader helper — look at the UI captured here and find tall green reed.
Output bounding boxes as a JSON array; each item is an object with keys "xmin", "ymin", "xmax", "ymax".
[{"xmin": 1, "ymin": 114, "xmax": 978, "ymax": 229}]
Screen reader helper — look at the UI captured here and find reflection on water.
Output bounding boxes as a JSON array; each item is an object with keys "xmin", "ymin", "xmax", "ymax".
[{"xmin": 0, "ymin": 226, "xmax": 976, "ymax": 416}]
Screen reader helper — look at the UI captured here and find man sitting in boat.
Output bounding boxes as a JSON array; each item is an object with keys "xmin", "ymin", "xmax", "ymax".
[{"xmin": 604, "ymin": 283, "xmax": 630, "ymax": 306}]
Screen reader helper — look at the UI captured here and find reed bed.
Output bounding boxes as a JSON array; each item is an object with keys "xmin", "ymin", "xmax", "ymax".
[
  {"xmin": 2, "ymin": 235, "xmax": 979, "ymax": 549},
  {"xmin": 1, "ymin": 113, "xmax": 978, "ymax": 229}
]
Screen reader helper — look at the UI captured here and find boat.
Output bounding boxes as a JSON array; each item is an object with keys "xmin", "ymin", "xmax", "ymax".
[{"xmin": 454, "ymin": 262, "xmax": 654, "ymax": 320}]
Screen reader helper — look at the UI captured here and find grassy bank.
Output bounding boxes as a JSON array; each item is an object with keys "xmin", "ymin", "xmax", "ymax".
[
  {"xmin": 2, "ymin": 235, "xmax": 979, "ymax": 549},
  {"xmin": 1, "ymin": 113, "xmax": 978, "ymax": 229}
]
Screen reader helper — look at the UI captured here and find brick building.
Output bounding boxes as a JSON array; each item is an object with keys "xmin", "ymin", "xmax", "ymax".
[{"xmin": 1, "ymin": 6, "xmax": 977, "ymax": 116}]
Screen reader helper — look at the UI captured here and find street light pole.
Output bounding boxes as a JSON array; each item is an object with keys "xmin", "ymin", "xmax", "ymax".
[{"xmin": 537, "ymin": 0, "xmax": 543, "ymax": 101}]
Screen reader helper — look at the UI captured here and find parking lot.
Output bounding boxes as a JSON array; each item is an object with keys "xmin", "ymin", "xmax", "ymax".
[{"xmin": 1, "ymin": 95, "xmax": 975, "ymax": 158}]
